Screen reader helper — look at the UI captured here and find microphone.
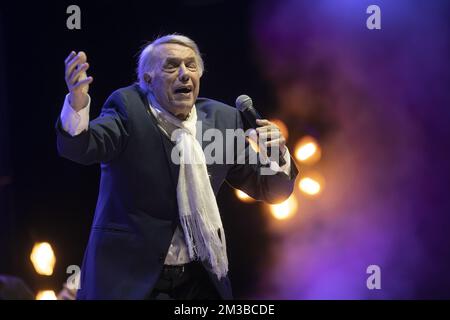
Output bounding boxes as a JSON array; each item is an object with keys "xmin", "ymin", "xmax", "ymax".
[
  {"xmin": 235, "ymin": 95, "xmax": 286, "ymax": 166},
  {"xmin": 235, "ymin": 95, "xmax": 261, "ymax": 129}
]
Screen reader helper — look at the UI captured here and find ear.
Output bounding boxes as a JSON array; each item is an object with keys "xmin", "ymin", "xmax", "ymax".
[{"xmin": 144, "ymin": 72, "xmax": 152, "ymax": 85}]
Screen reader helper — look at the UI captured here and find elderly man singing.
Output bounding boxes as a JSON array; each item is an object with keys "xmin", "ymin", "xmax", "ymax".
[{"xmin": 56, "ymin": 34, "xmax": 298, "ymax": 300}]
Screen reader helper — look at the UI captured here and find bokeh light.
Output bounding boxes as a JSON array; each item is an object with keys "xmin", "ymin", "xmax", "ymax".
[
  {"xmin": 30, "ymin": 242, "xmax": 56, "ymax": 276},
  {"xmin": 235, "ymin": 189, "xmax": 255, "ymax": 203},
  {"xmin": 36, "ymin": 290, "xmax": 57, "ymax": 300},
  {"xmin": 269, "ymin": 195, "xmax": 298, "ymax": 220},
  {"xmin": 299, "ymin": 177, "xmax": 321, "ymax": 196},
  {"xmin": 295, "ymin": 136, "xmax": 321, "ymax": 165}
]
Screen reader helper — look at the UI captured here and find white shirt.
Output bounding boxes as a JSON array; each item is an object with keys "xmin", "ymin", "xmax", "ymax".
[{"xmin": 60, "ymin": 94, "xmax": 292, "ymax": 265}]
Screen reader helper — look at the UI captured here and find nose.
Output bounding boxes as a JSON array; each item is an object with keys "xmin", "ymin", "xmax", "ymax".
[{"xmin": 178, "ymin": 64, "xmax": 189, "ymax": 82}]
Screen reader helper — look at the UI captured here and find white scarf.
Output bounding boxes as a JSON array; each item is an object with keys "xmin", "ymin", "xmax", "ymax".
[{"xmin": 147, "ymin": 93, "xmax": 229, "ymax": 279}]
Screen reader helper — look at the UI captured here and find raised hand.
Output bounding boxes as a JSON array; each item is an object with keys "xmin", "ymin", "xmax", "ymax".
[{"xmin": 64, "ymin": 51, "xmax": 93, "ymax": 112}]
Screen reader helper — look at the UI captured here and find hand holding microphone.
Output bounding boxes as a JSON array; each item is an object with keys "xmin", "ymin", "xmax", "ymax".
[{"xmin": 235, "ymin": 95, "xmax": 287, "ymax": 167}]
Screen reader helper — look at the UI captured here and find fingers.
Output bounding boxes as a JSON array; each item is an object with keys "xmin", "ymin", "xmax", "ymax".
[
  {"xmin": 257, "ymin": 131, "xmax": 281, "ymax": 141},
  {"xmin": 247, "ymin": 129, "xmax": 286, "ymax": 149},
  {"xmin": 256, "ymin": 119, "xmax": 270, "ymax": 126},
  {"xmin": 256, "ymin": 119, "xmax": 279, "ymax": 133},
  {"xmin": 65, "ymin": 51, "xmax": 76, "ymax": 64},
  {"xmin": 263, "ymin": 137, "xmax": 287, "ymax": 161},
  {"xmin": 72, "ymin": 76, "xmax": 93, "ymax": 90},
  {"xmin": 264, "ymin": 137, "xmax": 286, "ymax": 149},
  {"xmin": 68, "ymin": 62, "xmax": 89, "ymax": 86},
  {"xmin": 255, "ymin": 119, "xmax": 282, "ymax": 142},
  {"xmin": 65, "ymin": 51, "xmax": 87, "ymax": 80},
  {"xmin": 64, "ymin": 51, "xmax": 92, "ymax": 94},
  {"xmin": 256, "ymin": 120, "xmax": 287, "ymax": 154}
]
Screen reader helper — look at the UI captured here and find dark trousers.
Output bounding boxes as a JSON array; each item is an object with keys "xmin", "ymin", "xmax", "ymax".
[{"xmin": 147, "ymin": 261, "xmax": 221, "ymax": 300}]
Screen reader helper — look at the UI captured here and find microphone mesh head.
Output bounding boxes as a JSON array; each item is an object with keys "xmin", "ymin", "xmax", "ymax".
[{"xmin": 235, "ymin": 95, "xmax": 253, "ymax": 112}]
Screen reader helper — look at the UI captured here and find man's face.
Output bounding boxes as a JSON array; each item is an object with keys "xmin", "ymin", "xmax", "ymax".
[{"xmin": 146, "ymin": 43, "xmax": 201, "ymax": 120}]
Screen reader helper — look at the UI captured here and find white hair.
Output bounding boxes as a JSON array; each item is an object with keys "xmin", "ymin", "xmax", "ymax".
[{"xmin": 137, "ymin": 34, "xmax": 204, "ymax": 92}]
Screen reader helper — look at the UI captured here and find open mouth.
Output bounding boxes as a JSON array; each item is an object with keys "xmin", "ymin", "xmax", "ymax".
[{"xmin": 174, "ymin": 86, "xmax": 192, "ymax": 94}]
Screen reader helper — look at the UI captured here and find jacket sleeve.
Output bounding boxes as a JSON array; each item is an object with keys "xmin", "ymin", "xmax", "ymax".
[
  {"xmin": 225, "ymin": 109, "xmax": 299, "ymax": 204},
  {"xmin": 55, "ymin": 90, "xmax": 130, "ymax": 165}
]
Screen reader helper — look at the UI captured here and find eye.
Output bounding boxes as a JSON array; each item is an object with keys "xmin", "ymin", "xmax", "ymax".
[
  {"xmin": 187, "ymin": 62, "xmax": 197, "ymax": 70},
  {"xmin": 163, "ymin": 62, "xmax": 177, "ymax": 70}
]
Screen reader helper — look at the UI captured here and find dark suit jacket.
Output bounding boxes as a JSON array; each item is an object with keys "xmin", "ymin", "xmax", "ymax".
[{"xmin": 56, "ymin": 84, "xmax": 298, "ymax": 299}]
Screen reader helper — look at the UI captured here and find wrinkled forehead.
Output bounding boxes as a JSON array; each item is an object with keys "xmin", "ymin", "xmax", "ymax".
[{"xmin": 153, "ymin": 43, "xmax": 197, "ymax": 62}]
